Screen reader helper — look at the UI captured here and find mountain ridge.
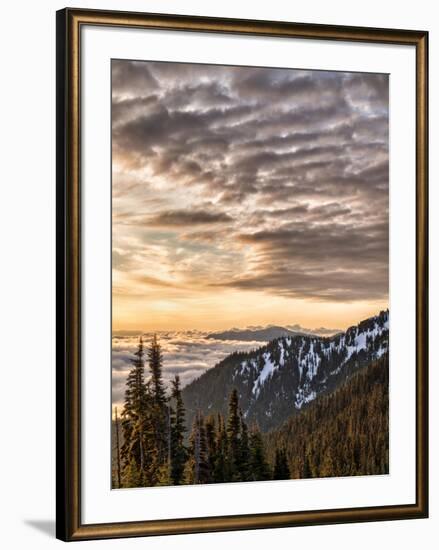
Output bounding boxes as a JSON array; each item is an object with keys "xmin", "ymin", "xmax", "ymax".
[{"xmin": 182, "ymin": 310, "xmax": 389, "ymax": 432}]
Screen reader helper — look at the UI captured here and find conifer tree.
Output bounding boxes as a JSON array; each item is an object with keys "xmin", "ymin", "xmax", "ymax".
[
  {"xmin": 121, "ymin": 338, "xmax": 148, "ymax": 483},
  {"xmin": 155, "ymin": 460, "xmax": 172, "ymax": 486},
  {"xmin": 141, "ymin": 380, "xmax": 161, "ymax": 486},
  {"xmin": 227, "ymin": 389, "xmax": 241, "ymax": 480},
  {"xmin": 123, "ymin": 457, "xmax": 143, "ymax": 488},
  {"xmin": 273, "ymin": 447, "xmax": 290, "ymax": 480},
  {"xmin": 169, "ymin": 375, "xmax": 187, "ymax": 485},
  {"xmin": 184, "ymin": 411, "xmax": 210, "ymax": 484},
  {"xmin": 212, "ymin": 413, "xmax": 229, "ymax": 483},
  {"xmin": 239, "ymin": 410, "xmax": 251, "ymax": 481},
  {"xmin": 320, "ymin": 447, "xmax": 335, "ymax": 477},
  {"xmin": 249, "ymin": 425, "xmax": 271, "ymax": 481},
  {"xmin": 205, "ymin": 415, "xmax": 217, "ymax": 476},
  {"xmin": 147, "ymin": 335, "xmax": 168, "ymax": 466},
  {"xmin": 303, "ymin": 450, "xmax": 314, "ymax": 478},
  {"xmin": 148, "ymin": 334, "xmax": 167, "ymax": 406},
  {"xmin": 114, "ymin": 406, "xmax": 122, "ymax": 488}
]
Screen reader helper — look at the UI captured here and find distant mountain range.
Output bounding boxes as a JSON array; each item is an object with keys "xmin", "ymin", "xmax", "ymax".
[
  {"xmin": 207, "ymin": 326, "xmax": 305, "ymax": 342},
  {"xmin": 182, "ymin": 310, "xmax": 389, "ymax": 432},
  {"xmin": 207, "ymin": 324, "xmax": 341, "ymax": 342}
]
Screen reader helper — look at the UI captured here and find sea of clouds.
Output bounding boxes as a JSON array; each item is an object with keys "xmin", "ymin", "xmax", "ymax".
[{"xmin": 112, "ymin": 332, "xmax": 262, "ymax": 410}]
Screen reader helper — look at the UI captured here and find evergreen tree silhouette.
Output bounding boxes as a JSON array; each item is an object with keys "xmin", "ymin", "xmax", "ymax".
[
  {"xmin": 249, "ymin": 425, "xmax": 271, "ymax": 481},
  {"xmin": 120, "ymin": 338, "xmax": 148, "ymax": 486},
  {"xmin": 227, "ymin": 389, "xmax": 241, "ymax": 480},
  {"xmin": 169, "ymin": 375, "xmax": 187, "ymax": 485},
  {"xmin": 147, "ymin": 334, "xmax": 168, "ymax": 467}
]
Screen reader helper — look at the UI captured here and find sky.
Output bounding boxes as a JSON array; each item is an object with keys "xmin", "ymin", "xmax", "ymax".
[{"xmin": 112, "ymin": 60, "xmax": 389, "ymax": 332}]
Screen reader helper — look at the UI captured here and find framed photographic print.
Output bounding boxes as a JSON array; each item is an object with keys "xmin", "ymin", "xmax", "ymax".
[{"xmin": 56, "ymin": 7, "xmax": 428, "ymax": 542}]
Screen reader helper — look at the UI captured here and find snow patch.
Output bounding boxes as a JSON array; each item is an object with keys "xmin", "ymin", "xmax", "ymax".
[
  {"xmin": 295, "ymin": 389, "xmax": 317, "ymax": 409},
  {"xmin": 279, "ymin": 342, "xmax": 285, "ymax": 366},
  {"xmin": 252, "ymin": 352, "xmax": 278, "ymax": 398}
]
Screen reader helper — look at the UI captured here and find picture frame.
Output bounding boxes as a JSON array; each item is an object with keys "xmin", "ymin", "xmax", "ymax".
[{"xmin": 56, "ymin": 7, "xmax": 428, "ymax": 542}]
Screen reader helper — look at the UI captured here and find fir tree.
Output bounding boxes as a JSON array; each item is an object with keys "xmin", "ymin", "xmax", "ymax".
[
  {"xmin": 227, "ymin": 389, "xmax": 241, "ymax": 480},
  {"xmin": 249, "ymin": 425, "xmax": 271, "ymax": 481},
  {"xmin": 123, "ymin": 457, "xmax": 143, "ymax": 488},
  {"xmin": 212, "ymin": 413, "xmax": 230, "ymax": 483},
  {"xmin": 114, "ymin": 406, "xmax": 122, "ymax": 488},
  {"xmin": 184, "ymin": 411, "xmax": 211, "ymax": 484},
  {"xmin": 169, "ymin": 375, "xmax": 187, "ymax": 485},
  {"xmin": 155, "ymin": 460, "xmax": 172, "ymax": 486},
  {"xmin": 120, "ymin": 338, "xmax": 148, "ymax": 484},
  {"xmin": 141, "ymin": 380, "xmax": 161, "ymax": 486},
  {"xmin": 205, "ymin": 415, "xmax": 217, "ymax": 476},
  {"xmin": 303, "ymin": 451, "xmax": 313, "ymax": 479},
  {"xmin": 148, "ymin": 334, "xmax": 167, "ymax": 406},
  {"xmin": 147, "ymin": 335, "xmax": 168, "ymax": 466},
  {"xmin": 320, "ymin": 447, "xmax": 335, "ymax": 477},
  {"xmin": 273, "ymin": 447, "xmax": 290, "ymax": 480},
  {"xmin": 239, "ymin": 410, "xmax": 251, "ymax": 481}
]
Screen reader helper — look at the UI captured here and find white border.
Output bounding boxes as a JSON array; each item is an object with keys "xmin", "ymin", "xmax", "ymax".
[{"xmin": 81, "ymin": 25, "xmax": 416, "ymax": 525}]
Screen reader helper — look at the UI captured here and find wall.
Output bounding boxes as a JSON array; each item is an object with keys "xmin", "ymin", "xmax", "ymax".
[{"xmin": 0, "ymin": 1, "xmax": 436, "ymax": 548}]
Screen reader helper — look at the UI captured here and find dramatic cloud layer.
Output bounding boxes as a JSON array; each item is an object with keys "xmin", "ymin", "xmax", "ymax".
[{"xmin": 112, "ymin": 60, "xmax": 389, "ymax": 332}]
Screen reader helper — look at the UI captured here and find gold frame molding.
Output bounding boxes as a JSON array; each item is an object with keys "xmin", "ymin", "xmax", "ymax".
[{"xmin": 56, "ymin": 7, "xmax": 429, "ymax": 542}]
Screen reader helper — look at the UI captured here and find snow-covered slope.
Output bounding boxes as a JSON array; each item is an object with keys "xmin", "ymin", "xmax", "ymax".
[{"xmin": 182, "ymin": 310, "xmax": 389, "ymax": 432}]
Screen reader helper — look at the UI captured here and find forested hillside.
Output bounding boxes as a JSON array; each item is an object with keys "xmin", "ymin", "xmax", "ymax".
[{"xmin": 265, "ymin": 354, "xmax": 389, "ymax": 478}]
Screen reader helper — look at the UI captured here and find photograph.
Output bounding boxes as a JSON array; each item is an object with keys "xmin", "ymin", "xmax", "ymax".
[{"xmin": 111, "ymin": 59, "xmax": 390, "ymax": 489}]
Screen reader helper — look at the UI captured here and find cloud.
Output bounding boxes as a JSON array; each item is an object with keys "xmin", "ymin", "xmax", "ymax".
[
  {"xmin": 112, "ymin": 60, "xmax": 389, "ymax": 304},
  {"xmin": 112, "ymin": 60, "xmax": 158, "ymax": 96},
  {"xmin": 146, "ymin": 209, "xmax": 233, "ymax": 227},
  {"xmin": 111, "ymin": 332, "xmax": 262, "ymax": 408}
]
